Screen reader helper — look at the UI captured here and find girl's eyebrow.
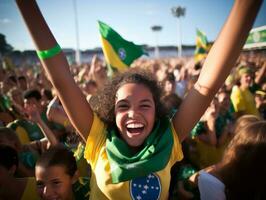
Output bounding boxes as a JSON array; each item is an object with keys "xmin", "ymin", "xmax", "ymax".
[
  {"xmin": 140, "ymin": 99, "xmax": 153, "ymax": 104},
  {"xmin": 51, "ymin": 178, "xmax": 61, "ymax": 182},
  {"xmin": 116, "ymin": 99, "xmax": 153, "ymax": 104},
  {"xmin": 116, "ymin": 99, "xmax": 128, "ymax": 104}
]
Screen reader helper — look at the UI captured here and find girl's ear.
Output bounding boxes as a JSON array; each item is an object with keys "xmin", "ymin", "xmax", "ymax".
[{"xmin": 71, "ymin": 170, "xmax": 79, "ymax": 184}]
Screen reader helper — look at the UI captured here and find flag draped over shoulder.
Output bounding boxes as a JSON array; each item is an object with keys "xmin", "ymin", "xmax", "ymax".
[
  {"xmin": 98, "ymin": 21, "xmax": 146, "ymax": 74},
  {"xmin": 194, "ymin": 29, "xmax": 209, "ymax": 62}
]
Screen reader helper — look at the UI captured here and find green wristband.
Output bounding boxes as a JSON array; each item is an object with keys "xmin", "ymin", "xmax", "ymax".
[{"xmin": 37, "ymin": 44, "xmax": 61, "ymax": 59}]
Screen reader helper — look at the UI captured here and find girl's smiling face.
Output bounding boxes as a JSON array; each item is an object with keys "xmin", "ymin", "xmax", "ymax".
[
  {"xmin": 240, "ymin": 73, "xmax": 252, "ymax": 89},
  {"xmin": 35, "ymin": 165, "xmax": 76, "ymax": 200},
  {"xmin": 115, "ymin": 83, "xmax": 156, "ymax": 148}
]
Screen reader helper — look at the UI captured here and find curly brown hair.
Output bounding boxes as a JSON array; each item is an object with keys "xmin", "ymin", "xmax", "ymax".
[{"xmin": 90, "ymin": 68, "xmax": 168, "ymax": 128}]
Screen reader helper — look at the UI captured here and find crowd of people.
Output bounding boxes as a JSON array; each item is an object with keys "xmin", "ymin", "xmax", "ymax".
[{"xmin": 0, "ymin": 0, "xmax": 265, "ymax": 199}]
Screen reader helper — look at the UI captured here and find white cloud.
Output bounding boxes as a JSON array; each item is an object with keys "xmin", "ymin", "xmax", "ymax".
[{"xmin": 0, "ymin": 18, "xmax": 11, "ymax": 24}]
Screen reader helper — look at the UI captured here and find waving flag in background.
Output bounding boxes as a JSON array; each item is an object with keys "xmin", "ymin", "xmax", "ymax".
[
  {"xmin": 244, "ymin": 25, "xmax": 266, "ymax": 49},
  {"xmin": 194, "ymin": 29, "xmax": 209, "ymax": 62},
  {"xmin": 98, "ymin": 21, "xmax": 146, "ymax": 75}
]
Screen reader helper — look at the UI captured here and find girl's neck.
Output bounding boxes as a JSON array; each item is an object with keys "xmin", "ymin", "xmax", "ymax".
[{"xmin": 129, "ymin": 145, "xmax": 143, "ymax": 154}]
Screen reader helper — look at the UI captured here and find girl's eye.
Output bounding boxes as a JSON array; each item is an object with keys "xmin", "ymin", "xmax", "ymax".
[
  {"xmin": 140, "ymin": 104, "xmax": 151, "ymax": 109},
  {"xmin": 36, "ymin": 182, "xmax": 44, "ymax": 189},
  {"xmin": 117, "ymin": 104, "xmax": 129, "ymax": 110},
  {"xmin": 141, "ymin": 104, "xmax": 151, "ymax": 108},
  {"xmin": 52, "ymin": 181, "xmax": 61, "ymax": 186}
]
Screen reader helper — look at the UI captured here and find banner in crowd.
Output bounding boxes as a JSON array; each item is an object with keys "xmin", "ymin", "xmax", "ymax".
[
  {"xmin": 194, "ymin": 29, "xmax": 209, "ymax": 62},
  {"xmin": 98, "ymin": 21, "xmax": 146, "ymax": 75},
  {"xmin": 244, "ymin": 25, "xmax": 266, "ymax": 49}
]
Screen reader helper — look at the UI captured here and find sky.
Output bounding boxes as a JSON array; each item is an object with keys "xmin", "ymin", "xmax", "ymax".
[{"xmin": 1, "ymin": 0, "xmax": 266, "ymax": 51}]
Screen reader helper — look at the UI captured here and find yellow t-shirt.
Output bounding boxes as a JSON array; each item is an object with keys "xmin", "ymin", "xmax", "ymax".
[
  {"xmin": 21, "ymin": 177, "xmax": 40, "ymax": 200},
  {"xmin": 84, "ymin": 114, "xmax": 183, "ymax": 200},
  {"xmin": 188, "ymin": 138, "xmax": 226, "ymax": 169},
  {"xmin": 230, "ymin": 85, "xmax": 260, "ymax": 117},
  {"xmin": 16, "ymin": 126, "xmax": 31, "ymax": 145}
]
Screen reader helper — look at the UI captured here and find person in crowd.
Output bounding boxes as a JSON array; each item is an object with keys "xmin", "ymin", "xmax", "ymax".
[
  {"xmin": 188, "ymin": 114, "xmax": 260, "ymax": 196},
  {"xmin": 0, "ymin": 92, "xmax": 15, "ymax": 126},
  {"xmin": 5, "ymin": 87, "xmax": 27, "ymax": 121},
  {"xmin": 213, "ymin": 89, "xmax": 236, "ymax": 149},
  {"xmin": 8, "ymin": 89, "xmax": 65, "ymax": 143},
  {"xmin": 46, "ymin": 96, "xmax": 74, "ymax": 132},
  {"xmin": 232, "ymin": 114, "xmax": 260, "ymax": 135},
  {"xmin": 40, "ymin": 88, "xmax": 53, "ymax": 107},
  {"xmin": 88, "ymin": 54, "xmax": 108, "ymax": 89},
  {"xmin": 163, "ymin": 72, "xmax": 177, "ymax": 96},
  {"xmin": 0, "ymin": 74, "xmax": 19, "ymax": 125},
  {"xmin": 250, "ymin": 61, "xmax": 266, "ymax": 93},
  {"xmin": 161, "ymin": 93, "xmax": 182, "ymax": 116},
  {"xmin": 18, "ymin": 75, "xmax": 28, "ymax": 91},
  {"xmin": 4, "ymin": 75, "xmax": 18, "ymax": 92},
  {"xmin": 197, "ymin": 120, "xmax": 266, "ymax": 200},
  {"xmin": 35, "ymin": 145, "xmax": 90, "ymax": 200},
  {"xmin": 161, "ymin": 72, "xmax": 182, "ymax": 114},
  {"xmin": 16, "ymin": 0, "xmax": 262, "ymax": 199},
  {"xmin": 1, "ymin": 102, "xmax": 59, "ymax": 177},
  {"xmin": 188, "ymin": 98, "xmax": 232, "ymax": 169},
  {"xmin": 0, "ymin": 144, "xmax": 40, "ymax": 200},
  {"xmin": 46, "ymin": 96, "xmax": 91, "ymax": 177},
  {"xmin": 230, "ymin": 66, "xmax": 260, "ymax": 117}
]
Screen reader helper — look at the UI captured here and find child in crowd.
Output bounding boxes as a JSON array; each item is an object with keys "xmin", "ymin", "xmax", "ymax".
[
  {"xmin": 16, "ymin": 0, "xmax": 262, "ymax": 199},
  {"xmin": 35, "ymin": 145, "xmax": 90, "ymax": 200}
]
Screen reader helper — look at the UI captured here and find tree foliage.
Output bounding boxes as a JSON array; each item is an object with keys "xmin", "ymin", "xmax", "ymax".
[{"xmin": 0, "ymin": 33, "xmax": 13, "ymax": 56}]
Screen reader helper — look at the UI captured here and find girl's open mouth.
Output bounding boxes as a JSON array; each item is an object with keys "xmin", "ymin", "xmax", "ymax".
[{"xmin": 126, "ymin": 123, "xmax": 144, "ymax": 136}]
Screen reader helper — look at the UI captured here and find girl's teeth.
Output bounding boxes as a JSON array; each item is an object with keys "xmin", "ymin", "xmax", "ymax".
[{"xmin": 127, "ymin": 123, "xmax": 144, "ymax": 128}]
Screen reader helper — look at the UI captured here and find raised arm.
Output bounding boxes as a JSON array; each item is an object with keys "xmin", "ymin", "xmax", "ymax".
[
  {"xmin": 25, "ymin": 103, "xmax": 58, "ymax": 147},
  {"xmin": 16, "ymin": 0, "xmax": 93, "ymax": 141},
  {"xmin": 173, "ymin": 0, "xmax": 262, "ymax": 141}
]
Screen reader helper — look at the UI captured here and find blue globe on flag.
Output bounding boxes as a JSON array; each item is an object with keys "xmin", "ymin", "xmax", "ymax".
[{"xmin": 130, "ymin": 173, "xmax": 161, "ymax": 200}]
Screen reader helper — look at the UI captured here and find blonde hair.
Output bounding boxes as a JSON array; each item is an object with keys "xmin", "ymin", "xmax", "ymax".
[{"xmin": 233, "ymin": 114, "xmax": 260, "ymax": 134}]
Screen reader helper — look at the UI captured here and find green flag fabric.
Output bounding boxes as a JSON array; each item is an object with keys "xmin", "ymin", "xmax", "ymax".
[
  {"xmin": 244, "ymin": 25, "xmax": 266, "ymax": 49},
  {"xmin": 98, "ymin": 21, "xmax": 146, "ymax": 74},
  {"xmin": 194, "ymin": 29, "xmax": 209, "ymax": 62},
  {"xmin": 106, "ymin": 117, "xmax": 173, "ymax": 183}
]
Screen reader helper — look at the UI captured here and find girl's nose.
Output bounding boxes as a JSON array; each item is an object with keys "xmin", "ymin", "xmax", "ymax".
[
  {"xmin": 128, "ymin": 108, "xmax": 137, "ymax": 118},
  {"xmin": 43, "ymin": 185, "xmax": 53, "ymax": 197}
]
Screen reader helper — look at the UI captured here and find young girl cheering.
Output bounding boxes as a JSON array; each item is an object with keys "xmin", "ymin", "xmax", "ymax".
[{"xmin": 16, "ymin": 0, "xmax": 262, "ymax": 199}]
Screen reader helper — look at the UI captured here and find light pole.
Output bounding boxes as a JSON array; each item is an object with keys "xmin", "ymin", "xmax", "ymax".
[
  {"xmin": 151, "ymin": 25, "xmax": 162, "ymax": 58},
  {"xmin": 73, "ymin": 0, "xmax": 81, "ymax": 65},
  {"xmin": 171, "ymin": 6, "xmax": 186, "ymax": 57}
]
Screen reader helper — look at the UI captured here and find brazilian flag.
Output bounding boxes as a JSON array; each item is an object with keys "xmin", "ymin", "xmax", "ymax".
[
  {"xmin": 98, "ymin": 21, "xmax": 146, "ymax": 75},
  {"xmin": 194, "ymin": 29, "xmax": 209, "ymax": 62}
]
